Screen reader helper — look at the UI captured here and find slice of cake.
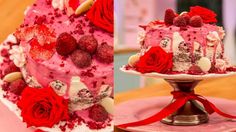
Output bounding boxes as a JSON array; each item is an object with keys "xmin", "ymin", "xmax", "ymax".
[
  {"xmin": 128, "ymin": 6, "xmax": 236, "ymax": 74},
  {"xmin": 0, "ymin": 0, "xmax": 113, "ymax": 131}
]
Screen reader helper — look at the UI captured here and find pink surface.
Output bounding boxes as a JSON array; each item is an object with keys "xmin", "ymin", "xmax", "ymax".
[
  {"xmin": 0, "ymin": 101, "xmax": 33, "ymax": 132},
  {"xmin": 115, "ymin": 96, "xmax": 236, "ymax": 132}
]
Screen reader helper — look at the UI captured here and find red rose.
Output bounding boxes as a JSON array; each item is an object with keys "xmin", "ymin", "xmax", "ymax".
[
  {"xmin": 135, "ymin": 46, "xmax": 173, "ymax": 73},
  {"xmin": 188, "ymin": 6, "xmax": 217, "ymax": 23},
  {"xmin": 17, "ymin": 87, "xmax": 69, "ymax": 128},
  {"xmin": 86, "ymin": 0, "xmax": 114, "ymax": 33}
]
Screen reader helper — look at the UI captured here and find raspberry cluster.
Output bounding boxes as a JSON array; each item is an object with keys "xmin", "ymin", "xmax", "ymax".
[
  {"xmin": 56, "ymin": 33, "xmax": 113, "ymax": 68},
  {"xmin": 164, "ymin": 9, "xmax": 203, "ymax": 28}
]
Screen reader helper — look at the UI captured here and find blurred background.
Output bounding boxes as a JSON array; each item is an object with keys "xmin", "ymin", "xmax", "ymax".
[{"xmin": 114, "ymin": 0, "xmax": 236, "ymax": 93}]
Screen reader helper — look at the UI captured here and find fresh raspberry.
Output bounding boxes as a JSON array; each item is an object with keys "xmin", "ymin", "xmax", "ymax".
[
  {"xmin": 96, "ymin": 43, "xmax": 113, "ymax": 64},
  {"xmin": 4, "ymin": 62, "xmax": 20, "ymax": 76},
  {"xmin": 88, "ymin": 104, "xmax": 108, "ymax": 122},
  {"xmin": 181, "ymin": 14, "xmax": 190, "ymax": 24},
  {"xmin": 29, "ymin": 39, "xmax": 55, "ymax": 61},
  {"xmin": 9, "ymin": 79, "xmax": 27, "ymax": 95},
  {"xmin": 173, "ymin": 16, "xmax": 187, "ymax": 27},
  {"xmin": 188, "ymin": 65, "xmax": 203, "ymax": 74},
  {"xmin": 56, "ymin": 32, "xmax": 77, "ymax": 56},
  {"xmin": 70, "ymin": 50, "xmax": 92, "ymax": 68},
  {"xmin": 164, "ymin": 9, "xmax": 177, "ymax": 25},
  {"xmin": 190, "ymin": 15, "xmax": 203, "ymax": 27},
  {"xmin": 77, "ymin": 35, "xmax": 98, "ymax": 54}
]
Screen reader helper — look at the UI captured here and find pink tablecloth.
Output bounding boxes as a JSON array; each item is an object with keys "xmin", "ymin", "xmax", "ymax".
[{"xmin": 0, "ymin": 101, "xmax": 33, "ymax": 132}]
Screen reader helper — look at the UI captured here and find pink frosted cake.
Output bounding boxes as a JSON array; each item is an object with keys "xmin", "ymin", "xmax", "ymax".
[
  {"xmin": 0, "ymin": 0, "xmax": 113, "ymax": 131},
  {"xmin": 128, "ymin": 6, "xmax": 236, "ymax": 74}
]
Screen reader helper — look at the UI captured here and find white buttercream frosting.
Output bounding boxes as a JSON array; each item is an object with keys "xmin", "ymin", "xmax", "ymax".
[{"xmin": 9, "ymin": 45, "xmax": 26, "ymax": 67}]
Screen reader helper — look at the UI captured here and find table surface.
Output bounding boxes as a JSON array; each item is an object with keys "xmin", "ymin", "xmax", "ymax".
[{"xmin": 115, "ymin": 75, "xmax": 236, "ymax": 132}]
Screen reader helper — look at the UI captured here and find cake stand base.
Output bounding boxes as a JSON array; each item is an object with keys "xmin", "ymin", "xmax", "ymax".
[{"xmin": 161, "ymin": 79, "xmax": 209, "ymax": 126}]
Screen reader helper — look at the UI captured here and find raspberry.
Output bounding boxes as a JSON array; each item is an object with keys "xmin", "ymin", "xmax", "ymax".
[
  {"xmin": 181, "ymin": 14, "xmax": 190, "ymax": 24},
  {"xmin": 190, "ymin": 15, "xmax": 203, "ymax": 27},
  {"xmin": 4, "ymin": 62, "xmax": 20, "ymax": 76},
  {"xmin": 164, "ymin": 9, "xmax": 177, "ymax": 25},
  {"xmin": 173, "ymin": 16, "xmax": 187, "ymax": 27},
  {"xmin": 88, "ymin": 104, "xmax": 108, "ymax": 122},
  {"xmin": 56, "ymin": 32, "xmax": 77, "ymax": 56},
  {"xmin": 188, "ymin": 65, "xmax": 203, "ymax": 74},
  {"xmin": 96, "ymin": 43, "xmax": 113, "ymax": 64},
  {"xmin": 9, "ymin": 79, "xmax": 27, "ymax": 95},
  {"xmin": 70, "ymin": 50, "xmax": 92, "ymax": 68},
  {"xmin": 77, "ymin": 35, "xmax": 98, "ymax": 54}
]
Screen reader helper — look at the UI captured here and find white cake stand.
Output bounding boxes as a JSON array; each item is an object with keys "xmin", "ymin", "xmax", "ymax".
[{"xmin": 120, "ymin": 66, "xmax": 236, "ymax": 126}]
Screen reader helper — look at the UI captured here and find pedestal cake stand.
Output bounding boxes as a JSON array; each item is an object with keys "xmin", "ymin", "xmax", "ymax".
[{"xmin": 116, "ymin": 66, "xmax": 236, "ymax": 131}]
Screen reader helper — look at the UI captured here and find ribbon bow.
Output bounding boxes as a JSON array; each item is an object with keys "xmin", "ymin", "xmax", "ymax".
[{"xmin": 117, "ymin": 91, "xmax": 236, "ymax": 128}]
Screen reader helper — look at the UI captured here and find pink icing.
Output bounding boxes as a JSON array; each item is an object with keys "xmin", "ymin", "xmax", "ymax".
[
  {"xmin": 21, "ymin": 0, "xmax": 113, "ymax": 96},
  {"xmin": 142, "ymin": 23, "xmax": 226, "ymax": 73}
]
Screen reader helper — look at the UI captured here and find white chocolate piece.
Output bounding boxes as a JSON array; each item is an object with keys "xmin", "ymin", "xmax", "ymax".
[
  {"xmin": 75, "ymin": 0, "xmax": 94, "ymax": 15},
  {"xmin": 173, "ymin": 32, "xmax": 184, "ymax": 51},
  {"xmin": 128, "ymin": 54, "xmax": 140, "ymax": 67},
  {"xmin": 180, "ymin": 11, "xmax": 188, "ymax": 16},
  {"xmin": 100, "ymin": 97, "xmax": 114, "ymax": 114},
  {"xmin": 197, "ymin": 57, "xmax": 211, "ymax": 72},
  {"xmin": 3, "ymin": 72, "xmax": 23, "ymax": 82},
  {"xmin": 69, "ymin": 76, "xmax": 88, "ymax": 97}
]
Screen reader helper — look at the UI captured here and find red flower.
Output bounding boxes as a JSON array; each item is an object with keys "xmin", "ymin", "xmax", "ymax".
[
  {"xmin": 86, "ymin": 0, "xmax": 114, "ymax": 33},
  {"xmin": 135, "ymin": 46, "xmax": 173, "ymax": 73},
  {"xmin": 188, "ymin": 6, "xmax": 217, "ymax": 23},
  {"xmin": 17, "ymin": 87, "xmax": 69, "ymax": 128}
]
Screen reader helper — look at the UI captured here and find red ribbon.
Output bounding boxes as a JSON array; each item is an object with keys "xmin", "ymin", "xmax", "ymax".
[{"xmin": 117, "ymin": 91, "xmax": 236, "ymax": 128}]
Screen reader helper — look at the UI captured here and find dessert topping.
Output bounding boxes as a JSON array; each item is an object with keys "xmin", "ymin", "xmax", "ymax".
[
  {"xmin": 100, "ymin": 97, "xmax": 114, "ymax": 114},
  {"xmin": 88, "ymin": 104, "xmax": 109, "ymax": 122},
  {"xmin": 164, "ymin": 9, "xmax": 177, "ymax": 25},
  {"xmin": 9, "ymin": 79, "xmax": 27, "ymax": 95},
  {"xmin": 135, "ymin": 46, "xmax": 173, "ymax": 73},
  {"xmin": 128, "ymin": 54, "xmax": 140, "ymax": 67},
  {"xmin": 70, "ymin": 50, "xmax": 92, "ymax": 68},
  {"xmin": 3, "ymin": 62, "xmax": 20, "ymax": 76},
  {"xmin": 50, "ymin": 80, "xmax": 67, "ymax": 96},
  {"xmin": 96, "ymin": 43, "xmax": 113, "ymax": 64},
  {"xmin": 77, "ymin": 35, "xmax": 98, "ymax": 54},
  {"xmin": 75, "ymin": 0, "xmax": 94, "ymax": 15},
  {"xmin": 188, "ymin": 6, "xmax": 217, "ymax": 24},
  {"xmin": 197, "ymin": 57, "xmax": 211, "ymax": 72},
  {"xmin": 56, "ymin": 32, "xmax": 77, "ymax": 56},
  {"xmin": 189, "ymin": 15, "xmax": 203, "ymax": 27},
  {"xmin": 173, "ymin": 16, "xmax": 187, "ymax": 27},
  {"xmin": 3, "ymin": 72, "xmax": 23, "ymax": 83}
]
